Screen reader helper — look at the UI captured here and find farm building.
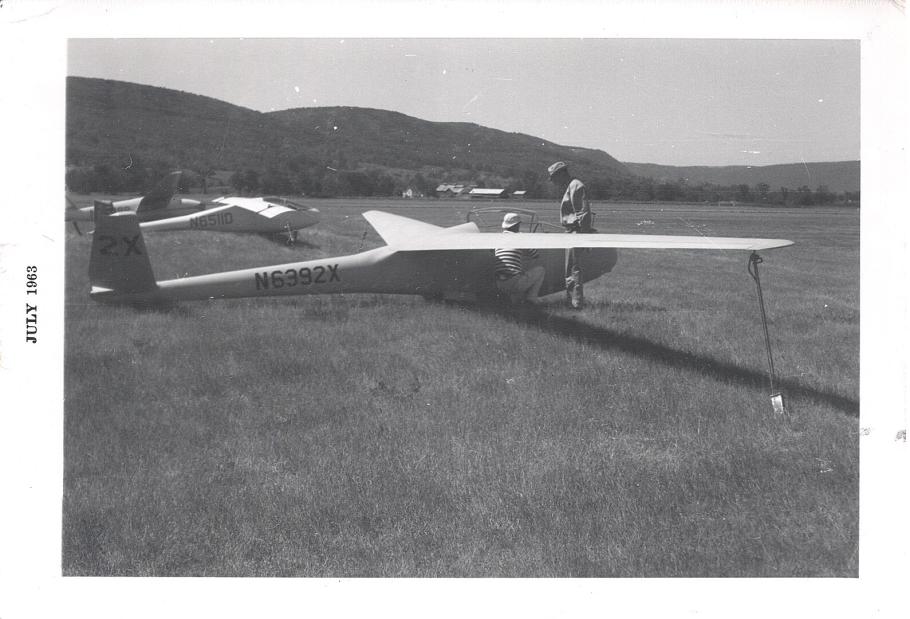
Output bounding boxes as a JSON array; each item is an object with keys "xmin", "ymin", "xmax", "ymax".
[
  {"xmin": 468, "ymin": 188, "xmax": 509, "ymax": 199},
  {"xmin": 512, "ymin": 190, "xmax": 527, "ymax": 199},
  {"xmin": 435, "ymin": 183, "xmax": 470, "ymax": 197}
]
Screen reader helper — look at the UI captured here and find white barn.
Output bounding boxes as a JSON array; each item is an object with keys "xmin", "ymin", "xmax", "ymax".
[{"xmin": 468, "ymin": 188, "xmax": 509, "ymax": 199}]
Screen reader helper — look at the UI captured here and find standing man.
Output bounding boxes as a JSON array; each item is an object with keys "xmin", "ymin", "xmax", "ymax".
[
  {"xmin": 548, "ymin": 161, "xmax": 592, "ymax": 309},
  {"xmin": 494, "ymin": 212, "xmax": 545, "ymax": 305}
]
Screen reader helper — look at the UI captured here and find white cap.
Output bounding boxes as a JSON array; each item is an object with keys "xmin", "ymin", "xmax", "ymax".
[
  {"xmin": 548, "ymin": 161, "xmax": 568, "ymax": 176},
  {"xmin": 502, "ymin": 212, "xmax": 522, "ymax": 229}
]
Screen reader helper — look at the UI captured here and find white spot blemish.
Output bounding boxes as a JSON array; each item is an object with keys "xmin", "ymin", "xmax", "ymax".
[
  {"xmin": 294, "ymin": 86, "xmax": 300, "ymax": 93},
  {"xmin": 818, "ymin": 98, "xmax": 824, "ymax": 103}
]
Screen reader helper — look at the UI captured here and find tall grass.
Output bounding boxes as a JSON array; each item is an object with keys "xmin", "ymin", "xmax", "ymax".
[{"xmin": 63, "ymin": 200, "xmax": 858, "ymax": 576}]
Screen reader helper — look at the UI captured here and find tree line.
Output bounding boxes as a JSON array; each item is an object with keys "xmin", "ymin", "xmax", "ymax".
[
  {"xmin": 582, "ymin": 177, "xmax": 858, "ymax": 206},
  {"xmin": 66, "ymin": 162, "xmax": 859, "ymax": 206}
]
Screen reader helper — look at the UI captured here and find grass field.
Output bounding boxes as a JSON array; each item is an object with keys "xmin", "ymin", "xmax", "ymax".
[{"xmin": 63, "ymin": 197, "xmax": 859, "ymax": 576}]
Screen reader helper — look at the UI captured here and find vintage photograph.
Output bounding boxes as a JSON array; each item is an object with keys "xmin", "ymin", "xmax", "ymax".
[{"xmin": 60, "ymin": 37, "xmax": 861, "ymax": 577}]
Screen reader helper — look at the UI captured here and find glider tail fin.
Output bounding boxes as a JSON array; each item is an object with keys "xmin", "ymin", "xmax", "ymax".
[
  {"xmin": 137, "ymin": 170, "xmax": 182, "ymax": 212},
  {"xmin": 89, "ymin": 209, "xmax": 158, "ymax": 298}
]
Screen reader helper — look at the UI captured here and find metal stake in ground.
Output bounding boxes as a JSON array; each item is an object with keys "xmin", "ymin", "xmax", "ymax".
[{"xmin": 748, "ymin": 251, "xmax": 787, "ymax": 415}]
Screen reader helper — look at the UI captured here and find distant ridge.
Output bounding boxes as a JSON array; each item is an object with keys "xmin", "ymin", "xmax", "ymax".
[{"xmin": 622, "ymin": 161, "xmax": 859, "ymax": 193}]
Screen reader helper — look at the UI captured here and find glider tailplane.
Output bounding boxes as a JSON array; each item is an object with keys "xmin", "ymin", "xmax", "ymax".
[
  {"xmin": 89, "ymin": 210, "xmax": 158, "ymax": 296},
  {"xmin": 137, "ymin": 170, "xmax": 182, "ymax": 212}
]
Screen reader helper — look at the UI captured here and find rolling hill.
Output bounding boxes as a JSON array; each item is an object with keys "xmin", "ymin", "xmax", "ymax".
[{"xmin": 66, "ymin": 77, "xmax": 630, "ymax": 189}]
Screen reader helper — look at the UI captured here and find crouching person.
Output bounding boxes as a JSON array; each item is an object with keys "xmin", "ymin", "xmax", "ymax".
[{"xmin": 494, "ymin": 212, "xmax": 545, "ymax": 305}]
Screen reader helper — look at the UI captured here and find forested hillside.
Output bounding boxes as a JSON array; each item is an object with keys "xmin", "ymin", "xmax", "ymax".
[
  {"xmin": 66, "ymin": 77, "xmax": 859, "ymax": 205},
  {"xmin": 66, "ymin": 77, "xmax": 629, "ymax": 198}
]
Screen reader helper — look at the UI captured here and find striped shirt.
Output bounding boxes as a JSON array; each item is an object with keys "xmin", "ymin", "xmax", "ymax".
[{"xmin": 494, "ymin": 233, "xmax": 539, "ymax": 278}]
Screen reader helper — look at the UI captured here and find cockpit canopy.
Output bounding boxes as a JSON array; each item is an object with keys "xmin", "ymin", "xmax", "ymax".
[{"xmin": 261, "ymin": 196, "xmax": 309, "ymax": 211}]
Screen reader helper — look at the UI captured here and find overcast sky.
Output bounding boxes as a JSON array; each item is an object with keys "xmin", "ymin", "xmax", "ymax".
[{"xmin": 68, "ymin": 38, "xmax": 859, "ymax": 167}]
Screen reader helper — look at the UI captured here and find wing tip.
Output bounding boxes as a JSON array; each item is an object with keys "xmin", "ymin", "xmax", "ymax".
[{"xmin": 754, "ymin": 239, "xmax": 795, "ymax": 250}]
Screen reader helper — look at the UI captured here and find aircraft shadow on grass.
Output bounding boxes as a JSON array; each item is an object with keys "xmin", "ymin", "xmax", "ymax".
[
  {"xmin": 259, "ymin": 234, "xmax": 321, "ymax": 250},
  {"xmin": 480, "ymin": 304, "xmax": 859, "ymax": 418},
  {"xmin": 101, "ymin": 293, "xmax": 858, "ymax": 417}
]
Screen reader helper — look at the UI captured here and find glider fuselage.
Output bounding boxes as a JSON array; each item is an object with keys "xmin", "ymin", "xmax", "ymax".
[
  {"xmin": 90, "ymin": 242, "xmax": 618, "ymax": 304},
  {"xmin": 139, "ymin": 197, "xmax": 320, "ymax": 235},
  {"xmin": 69, "ymin": 196, "xmax": 203, "ymax": 222}
]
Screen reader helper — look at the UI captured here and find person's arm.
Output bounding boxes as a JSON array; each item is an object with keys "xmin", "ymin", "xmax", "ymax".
[{"xmin": 560, "ymin": 188, "xmax": 575, "ymax": 227}]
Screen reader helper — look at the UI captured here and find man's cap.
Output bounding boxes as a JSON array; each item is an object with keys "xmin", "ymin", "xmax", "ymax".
[
  {"xmin": 548, "ymin": 161, "xmax": 568, "ymax": 177},
  {"xmin": 502, "ymin": 212, "xmax": 522, "ymax": 229}
]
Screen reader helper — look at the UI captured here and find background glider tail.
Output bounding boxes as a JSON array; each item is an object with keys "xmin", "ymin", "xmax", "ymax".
[
  {"xmin": 65, "ymin": 194, "xmax": 85, "ymax": 233},
  {"xmin": 89, "ymin": 211, "xmax": 158, "ymax": 295},
  {"xmin": 137, "ymin": 170, "xmax": 182, "ymax": 212}
]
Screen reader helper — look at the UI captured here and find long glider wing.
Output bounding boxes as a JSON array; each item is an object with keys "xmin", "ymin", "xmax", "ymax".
[{"xmin": 363, "ymin": 210, "xmax": 793, "ymax": 252}]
